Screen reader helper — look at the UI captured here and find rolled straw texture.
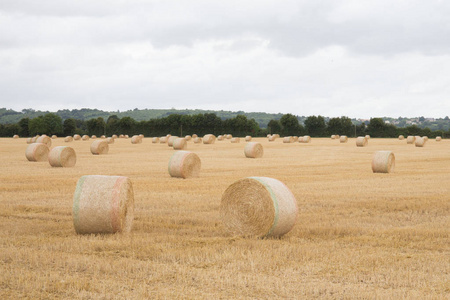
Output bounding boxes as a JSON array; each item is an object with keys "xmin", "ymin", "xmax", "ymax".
[
  {"xmin": 406, "ymin": 136, "xmax": 415, "ymax": 144},
  {"xmin": 436, "ymin": 136, "xmax": 442, "ymax": 141},
  {"xmin": 302, "ymin": 136, "xmax": 311, "ymax": 143},
  {"xmin": 112, "ymin": 134, "xmax": 118, "ymax": 139},
  {"xmin": 185, "ymin": 135, "xmax": 192, "ymax": 141},
  {"xmin": 244, "ymin": 142, "xmax": 263, "ymax": 158},
  {"xmin": 203, "ymin": 134, "xmax": 216, "ymax": 144},
  {"xmin": 423, "ymin": 136, "xmax": 429, "ymax": 142},
  {"xmin": 73, "ymin": 175, "xmax": 134, "ymax": 234},
  {"xmin": 131, "ymin": 135, "xmax": 142, "ymax": 144},
  {"xmin": 293, "ymin": 136, "xmax": 299, "ymax": 142},
  {"xmin": 31, "ymin": 136, "xmax": 38, "ymax": 143},
  {"xmin": 51, "ymin": 135, "xmax": 57, "ymax": 139},
  {"xmin": 245, "ymin": 136, "xmax": 252, "ymax": 142},
  {"xmin": 13, "ymin": 135, "xmax": 19, "ymax": 139},
  {"xmin": 217, "ymin": 135, "xmax": 224, "ymax": 141},
  {"xmin": 340, "ymin": 136, "xmax": 348, "ymax": 143},
  {"xmin": 372, "ymin": 151, "xmax": 395, "ymax": 173},
  {"xmin": 274, "ymin": 134, "xmax": 280, "ymax": 138},
  {"xmin": 48, "ymin": 146, "xmax": 76, "ymax": 167},
  {"xmin": 356, "ymin": 136, "xmax": 368, "ymax": 147},
  {"xmin": 220, "ymin": 177, "xmax": 298, "ymax": 238},
  {"xmin": 398, "ymin": 135, "xmax": 404, "ymax": 140},
  {"xmin": 101, "ymin": 135, "xmax": 106, "ymax": 139},
  {"xmin": 167, "ymin": 136, "xmax": 178, "ymax": 147},
  {"xmin": 331, "ymin": 135, "xmax": 336, "ymax": 139},
  {"xmin": 64, "ymin": 136, "xmax": 73, "ymax": 142},
  {"xmin": 298, "ymin": 137, "xmax": 304, "ymax": 143},
  {"xmin": 119, "ymin": 134, "xmax": 124, "ymax": 138},
  {"xmin": 193, "ymin": 137, "xmax": 202, "ymax": 144},
  {"xmin": 365, "ymin": 135, "xmax": 370, "ymax": 139},
  {"xmin": 125, "ymin": 135, "xmax": 129, "ymax": 139},
  {"xmin": 160, "ymin": 137, "xmax": 167, "ymax": 143},
  {"xmin": 173, "ymin": 138, "xmax": 187, "ymax": 150},
  {"xmin": 168, "ymin": 151, "xmax": 201, "ymax": 179},
  {"xmin": 106, "ymin": 137, "xmax": 115, "ymax": 144},
  {"xmin": 192, "ymin": 134, "xmax": 198, "ymax": 139},
  {"xmin": 91, "ymin": 135, "xmax": 97, "ymax": 139},
  {"xmin": 226, "ymin": 134, "xmax": 232, "ymax": 139},
  {"xmin": 415, "ymin": 137, "xmax": 426, "ymax": 147},
  {"xmin": 26, "ymin": 143, "xmax": 49, "ymax": 162},
  {"xmin": 74, "ymin": 134, "xmax": 81, "ymax": 140},
  {"xmin": 268, "ymin": 135, "xmax": 276, "ymax": 142},
  {"xmin": 283, "ymin": 137, "xmax": 294, "ymax": 143},
  {"xmin": 26, "ymin": 138, "xmax": 33, "ymax": 144},
  {"xmin": 231, "ymin": 137, "xmax": 240, "ymax": 143},
  {"xmin": 82, "ymin": 135, "xmax": 90, "ymax": 141},
  {"xmin": 36, "ymin": 135, "xmax": 52, "ymax": 147},
  {"xmin": 152, "ymin": 137, "xmax": 160, "ymax": 143},
  {"xmin": 91, "ymin": 140, "xmax": 109, "ymax": 155}
]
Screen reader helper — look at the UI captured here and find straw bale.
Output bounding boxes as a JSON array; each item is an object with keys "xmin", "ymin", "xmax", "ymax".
[
  {"xmin": 168, "ymin": 151, "xmax": 201, "ymax": 179},
  {"xmin": 185, "ymin": 135, "xmax": 192, "ymax": 141},
  {"xmin": 340, "ymin": 136, "xmax": 348, "ymax": 143},
  {"xmin": 25, "ymin": 143, "xmax": 49, "ymax": 162},
  {"xmin": 331, "ymin": 135, "xmax": 336, "ymax": 139},
  {"xmin": 365, "ymin": 135, "xmax": 370, "ymax": 139},
  {"xmin": 298, "ymin": 137, "xmax": 304, "ymax": 143},
  {"xmin": 274, "ymin": 134, "xmax": 280, "ymax": 138},
  {"xmin": 101, "ymin": 135, "xmax": 106, "ymax": 139},
  {"xmin": 65, "ymin": 136, "xmax": 73, "ymax": 142},
  {"xmin": 372, "ymin": 151, "xmax": 395, "ymax": 173},
  {"xmin": 160, "ymin": 136, "xmax": 167, "ymax": 143},
  {"xmin": 244, "ymin": 142, "xmax": 263, "ymax": 158},
  {"xmin": 193, "ymin": 137, "xmax": 202, "ymax": 144},
  {"xmin": 167, "ymin": 136, "xmax": 178, "ymax": 147},
  {"xmin": 36, "ymin": 135, "xmax": 52, "ymax": 147},
  {"xmin": 268, "ymin": 135, "xmax": 276, "ymax": 142},
  {"xmin": 26, "ymin": 138, "xmax": 33, "ymax": 144},
  {"xmin": 31, "ymin": 136, "xmax": 38, "ymax": 143},
  {"xmin": 423, "ymin": 136, "xmax": 428, "ymax": 142},
  {"xmin": 173, "ymin": 138, "xmax": 187, "ymax": 150},
  {"xmin": 406, "ymin": 136, "xmax": 415, "ymax": 144},
  {"xmin": 217, "ymin": 135, "xmax": 224, "ymax": 141},
  {"xmin": 125, "ymin": 135, "xmax": 129, "ymax": 139},
  {"xmin": 283, "ymin": 136, "xmax": 294, "ymax": 143},
  {"xmin": 91, "ymin": 135, "xmax": 97, "ymax": 139},
  {"xmin": 436, "ymin": 136, "xmax": 442, "ymax": 141},
  {"xmin": 152, "ymin": 137, "xmax": 160, "ymax": 143},
  {"xmin": 220, "ymin": 177, "xmax": 298, "ymax": 238},
  {"xmin": 119, "ymin": 134, "xmax": 124, "ymax": 138},
  {"xmin": 203, "ymin": 134, "xmax": 216, "ymax": 144},
  {"xmin": 91, "ymin": 140, "xmax": 109, "ymax": 155},
  {"xmin": 415, "ymin": 137, "xmax": 426, "ymax": 147},
  {"xmin": 81, "ymin": 135, "xmax": 89, "ymax": 141},
  {"xmin": 302, "ymin": 136, "xmax": 311, "ymax": 143},
  {"xmin": 245, "ymin": 136, "xmax": 252, "ymax": 142},
  {"xmin": 13, "ymin": 135, "xmax": 19, "ymax": 139},
  {"xmin": 293, "ymin": 136, "xmax": 298, "ymax": 142},
  {"xmin": 51, "ymin": 135, "xmax": 57, "ymax": 139},
  {"xmin": 267, "ymin": 134, "xmax": 271, "ymax": 138},
  {"xmin": 48, "ymin": 146, "xmax": 76, "ymax": 167},
  {"xmin": 231, "ymin": 137, "xmax": 240, "ymax": 143},
  {"xmin": 73, "ymin": 175, "xmax": 134, "ymax": 234},
  {"xmin": 112, "ymin": 134, "xmax": 118, "ymax": 139},
  {"xmin": 192, "ymin": 134, "xmax": 198, "ymax": 139},
  {"xmin": 398, "ymin": 135, "xmax": 404, "ymax": 140},
  {"xmin": 226, "ymin": 134, "xmax": 232, "ymax": 139},
  {"xmin": 131, "ymin": 135, "xmax": 142, "ymax": 144},
  {"xmin": 106, "ymin": 137, "xmax": 115, "ymax": 144},
  {"xmin": 356, "ymin": 136, "xmax": 368, "ymax": 147},
  {"xmin": 139, "ymin": 134, "xmax": 144, "ymax": 138},
  {"xmin": 335, "ymin": 135, "xmax": 340, "ymax": 139}
]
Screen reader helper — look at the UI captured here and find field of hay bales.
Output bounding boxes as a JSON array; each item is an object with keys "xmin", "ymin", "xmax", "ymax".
[{"xmin": 0, "ymin": 137, "xmax": 449, "ymax": 299}]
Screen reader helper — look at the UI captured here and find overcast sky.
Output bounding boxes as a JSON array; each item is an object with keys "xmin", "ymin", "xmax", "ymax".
[{"xmin": 1, "ymin": 0, "xmax": 449, "ymax": 118}]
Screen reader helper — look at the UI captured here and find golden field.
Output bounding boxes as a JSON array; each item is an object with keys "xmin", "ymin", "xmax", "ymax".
[{"xmin": 0, "ymin": 136, "xmax": 449, "ymax": 299}]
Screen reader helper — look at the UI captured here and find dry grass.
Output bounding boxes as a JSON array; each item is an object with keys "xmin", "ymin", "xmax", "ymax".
[{"xmin": 0, "ymin": 137, "xmax": 449, "ymax": 299}]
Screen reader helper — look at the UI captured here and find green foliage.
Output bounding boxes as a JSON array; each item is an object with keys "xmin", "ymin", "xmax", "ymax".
[
  {"xmin": 63, "ymin": 118, "xmax": 77, "ymax": 136},
  {"xmin": 327, "ymin": 117, "xmax": 354, "ymax": 136},
  {"xmin": 304, "ymin": 115, "xmax": 327, "ymax": 137},
  {"xmin": 18, "ymin": 118, "xmax": 29, "ymax": 136},
  {"xmin": 86, "ymin": 117, "xmax": 106, "ymax": 136},
  {"xmin": 279, "ymin": 114, "xmax": 302, "ymax": 136}
]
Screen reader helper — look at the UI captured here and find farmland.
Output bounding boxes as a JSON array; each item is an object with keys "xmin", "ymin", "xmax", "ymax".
[{"xmin": 0, "ymin": 137, "xmax": 449, "ymax": 299}]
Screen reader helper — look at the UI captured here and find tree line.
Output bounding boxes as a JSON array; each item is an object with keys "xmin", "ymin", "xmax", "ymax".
[{"xmin": 0, "ymin": 113, "xmax": 447, "ymax": 138}]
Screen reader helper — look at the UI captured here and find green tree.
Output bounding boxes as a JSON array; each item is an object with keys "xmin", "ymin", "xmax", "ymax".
[
  {"xmin": 63, "ymin": 118, "xmax": 77, "ymax": 136},
  {"xmin": 42, "ymin": 113, "xmax": 63, "ymax": 135},
  {"xmin": 327, "ymin": 116, "xmax": 353, "ymax": 136},
  {"xmin": 28, "ymin": 116, "xmax": 46, "ymax": 136},
  {"xmin": 304, "ymin": 115, "xmax": 326, "ymax": 137},
  {"xmin": 86, "ymin": 117, "xmax": 105, "ymax": 136},
  {"xmin": 267, "ymin": 119, "xmax": 281, "ymax": 135},
  {"xmin": 18, "ymin": 118, "xmax": 29, "ymax": 136},
  {"xmin": 280, "ymin": 114, "xmax": 302, "ymax": 136}
]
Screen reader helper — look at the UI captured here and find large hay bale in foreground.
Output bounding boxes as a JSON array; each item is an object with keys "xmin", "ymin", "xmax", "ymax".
[
  {"xmin": 283, "ymin": 136, "xmax": 294, "ymax": 143},
  {"xmin": 36, "ymin": 135, "xmax": 52, "ymax": 147},
  {"xmin": 244, "ymin": 142, "xmax": 263, "ymax": 158},
  {"xmin": 167, "ymin": 136, "xmax": 178, "ymax": 147},
  {"xmin": 81, "ymin": 135, "xmax": 90, "ymax": 141},
  {"xmin": 168, "ymin": 151, "xmax": 201, "ymax": 179},
  {"xmin": 356, "ymin": 136, "xmax": 368, "ymax": 147},
  {"xmin": 131, "ymin": 135, "xmax": 142, "ymax": 144},
  {"xmin": 173, "ymin": 138, "xmax": 187, "ymax": 150},
  {"xmin": 90, "ymin": 140, "xmax": 109, "ymax": 155},
  {"xmin": 203, "ymin": 134, "xmax": 216, "ymax": 144},
  {"xmin": 73, "ymin": 175, "xmax": 134, "ymax": 234},
  {"xmin": 436, "ymin": 136, "xmax": 442, "ymax": 141},
  {"xmin": 220, "ymin": 177, "xmax": 298, "ymax": 238},
  {"xmin": 245, "ymin": 136, "xmax": 252, "ymax": 142},
  {"xmin": 406, "ymin": 136, "xmax": 415, "ymax": 144},
  {"xmin": 398, "ymin": 135, "xmax": 405, "ymax": 140},
  {"xmin": 65, "ymin": 136, "xmax": 73, "ymax": 142},
  {"xmin": 415, "ymin": 137, "xmax": 426, "ymax": 147},
  {"xmin": 340, "ymin": 136, "xmax": 348, "ymax": 143},
  {"xmin": 372, "ymin": 151, "xmax": 395, "ymax": 173},
  {"xmin": 48, "ymin": 146, "xmax": 76, "ymax": 167},
  {"xmin": 26, "ymin": 143, "xmax": 49, "ymax": 162},
  {"xmin": 152, "ymin": 137, "xmax": 160, "ymax": 143},
  {"xmin": 231, "ymin": 137, "xmax": 240, "ymax": 143}
]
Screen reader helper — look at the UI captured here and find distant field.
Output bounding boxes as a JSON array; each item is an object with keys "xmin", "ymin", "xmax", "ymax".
[{"xmin": 0, "ymin": 137, "xmax": 449, "ymax": 299}]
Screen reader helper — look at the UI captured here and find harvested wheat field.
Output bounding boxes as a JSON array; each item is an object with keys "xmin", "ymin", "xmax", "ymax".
[{"xmin": 0, "ymin": 137, "xmax": 449, "ymax": 299}]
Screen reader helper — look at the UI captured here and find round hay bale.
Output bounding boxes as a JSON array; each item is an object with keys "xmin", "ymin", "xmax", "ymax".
[
  {"xmin": 48, "ymin": 146, "xmax": 76, "ymax": 167},
  {"xmin": 92, "ymin": 135, "xmax": 97, "ymax": 139},
  {"xmin": 331, "ymin": 135, "xmax": 336, "ymax": 139},
  {"xmin": 192, "ymin": 134, "xmax": 198, "ymax": 139},
  {"xmin": 101, "ymin": 135, "xmax": 106, "ymax": 139},
  {"xmin": 245, "ymin": 136, "xmax": 252, "ymax": 142},
  {"xmin": 65, "ymin": 136, "xmax": 73, "ymax": 142},
  {"xmin": 81, "ymin": 135, "xmax": 89, "ymax": 141},
  {"xmin": 398, "ymin": 135, "xmax": 404, "ymax": 140},
  {"xmin": 423, "ymin": 136, "xmax": 428, "ymax": 142},
  {"xmin": 51, "ymin": 135, "xmax": 57, "ymax": 139},
  {"xmin": 231, "ymin": 137, "xmax": 240, "ymax": 143},
  {"xmin": 90, "ymin": 140, "xmax": 109, "ymax": 155},
  {"xmin": 31, "ymin": 136, "xmax": 39, "ymax": 143},
  {"xmin": 152, "ymin": 137, "xmax": 160, "ymax": 143},
  {"xmin": 268, "ymin": 135, "xmax": 276, "ymax": 142},
  {"xmin": 36, "ymin": 135, "xmax": 52, "ymax": 147},
  {"xmin": 217, "ymin": 135, "xmax": 224, "ymax": 141},
  {"xmin": 125, "ymin": 135, "xmax": 129, "ymax": 139},
  {"xmin": 119, "ymin": 134, "xmax": 124, "ymax": 138},
  {"xmin": 131, "ymin": 135, "xmax": 142, "ymax": 144},
  {"xmin": 365, "ymin": 135, "xmax": 370, "ymax": 139},
  {"xmin": 26, "ymin": 138, "xmax": 33, "ymax": 144},
  {"xmin": 356, "ymin": 136, "xmax": 368, "ymax": 147},
  {"xmin": 112, "ymin": 134, "xmax": 118, "ymax": 139},
  {"xmin": 73, "ymin": 175, "xmax": 134, "ymax": 234},
  {"xmin": 220, "ymin": 177, "xmax": 298, "ymax": 238},
  {"xmin": 185, "ymin": 135, "xmax": 192, "ymax": 141},
  {"xmin": 274, "ymin": 134, "xmax": 280, "ymax": 139},
  {"xmin": 13, "ymin": 134, "xmax": 19, "ymax": 139},
  {"xmin": 203, "ymin": 134, "xmax": 216, "ymax": 144},
  {"xmin": 226, "ymin": 134, "xmax": 232, "ymax": 139},
  {"xmin": 406, "ymin": 136, "xmax": 415, "ymax": 144},
  {"xmin": 293, "ymin": 136, "xmax": 298, "ymax": 142},
  {"xmin": 139, "ymin": 134, "xmax": 144, "ymax": 138},
  {"xmin": 167, "ymin": 136, "xmax": 178, "ymax": 147},
  {"xmin": 168, "ymin": 151, "xmax": 201, "ymax": 179},
  {"xmin": 106, "ymin": 137, "xmax": 115, "ymax": 144},
  {"xmin": 173, "ymin": 138, "xmax": 187, "ymax": 150},
  {"xmin": 372, "ymin": 151, "xmax": 395, "ymax": 173},
  {"xmin": 283, "ymin": 136, "xmax": 294, "ymax": 143},
  {"xmin": 298, "ymin": 137, "xmax": 304, "ymax": 143},
  {"xmin": 25, "ymin": 143, "xmax": 49, "ymax": 162},
  {"xmin": 267, "ymin": 134, "xmax": 271, "ymax": 138},
  {"xmin": 436, "ymin": 136, "xmax": 442, "ymax": 141},
  {"xmin": 193, "ymin": 137, "xmax": 202, "ymax": 144},
  {"xmin": 415, "ymin": 137, "xmax": 426, "ymax": 147},
  {"xmin": 244, "ymin": 142, "xmax": 263, "ymax": 158},
  {"xmin": 160, "ymin": 136, "xmax": 168, "ymax": 143},
  {"xmin": 302, "ymin": 136, "xmax": 311, "ymax": 143},
  {"xmin": 339, "ymin": 136, "xmax": 348, "ymax": 143}
]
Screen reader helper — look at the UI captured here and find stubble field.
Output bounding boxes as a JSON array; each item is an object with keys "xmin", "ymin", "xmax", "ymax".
[{"xmin": 0, "ymin": 136, "xmax": 449, "ymax": 299}]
